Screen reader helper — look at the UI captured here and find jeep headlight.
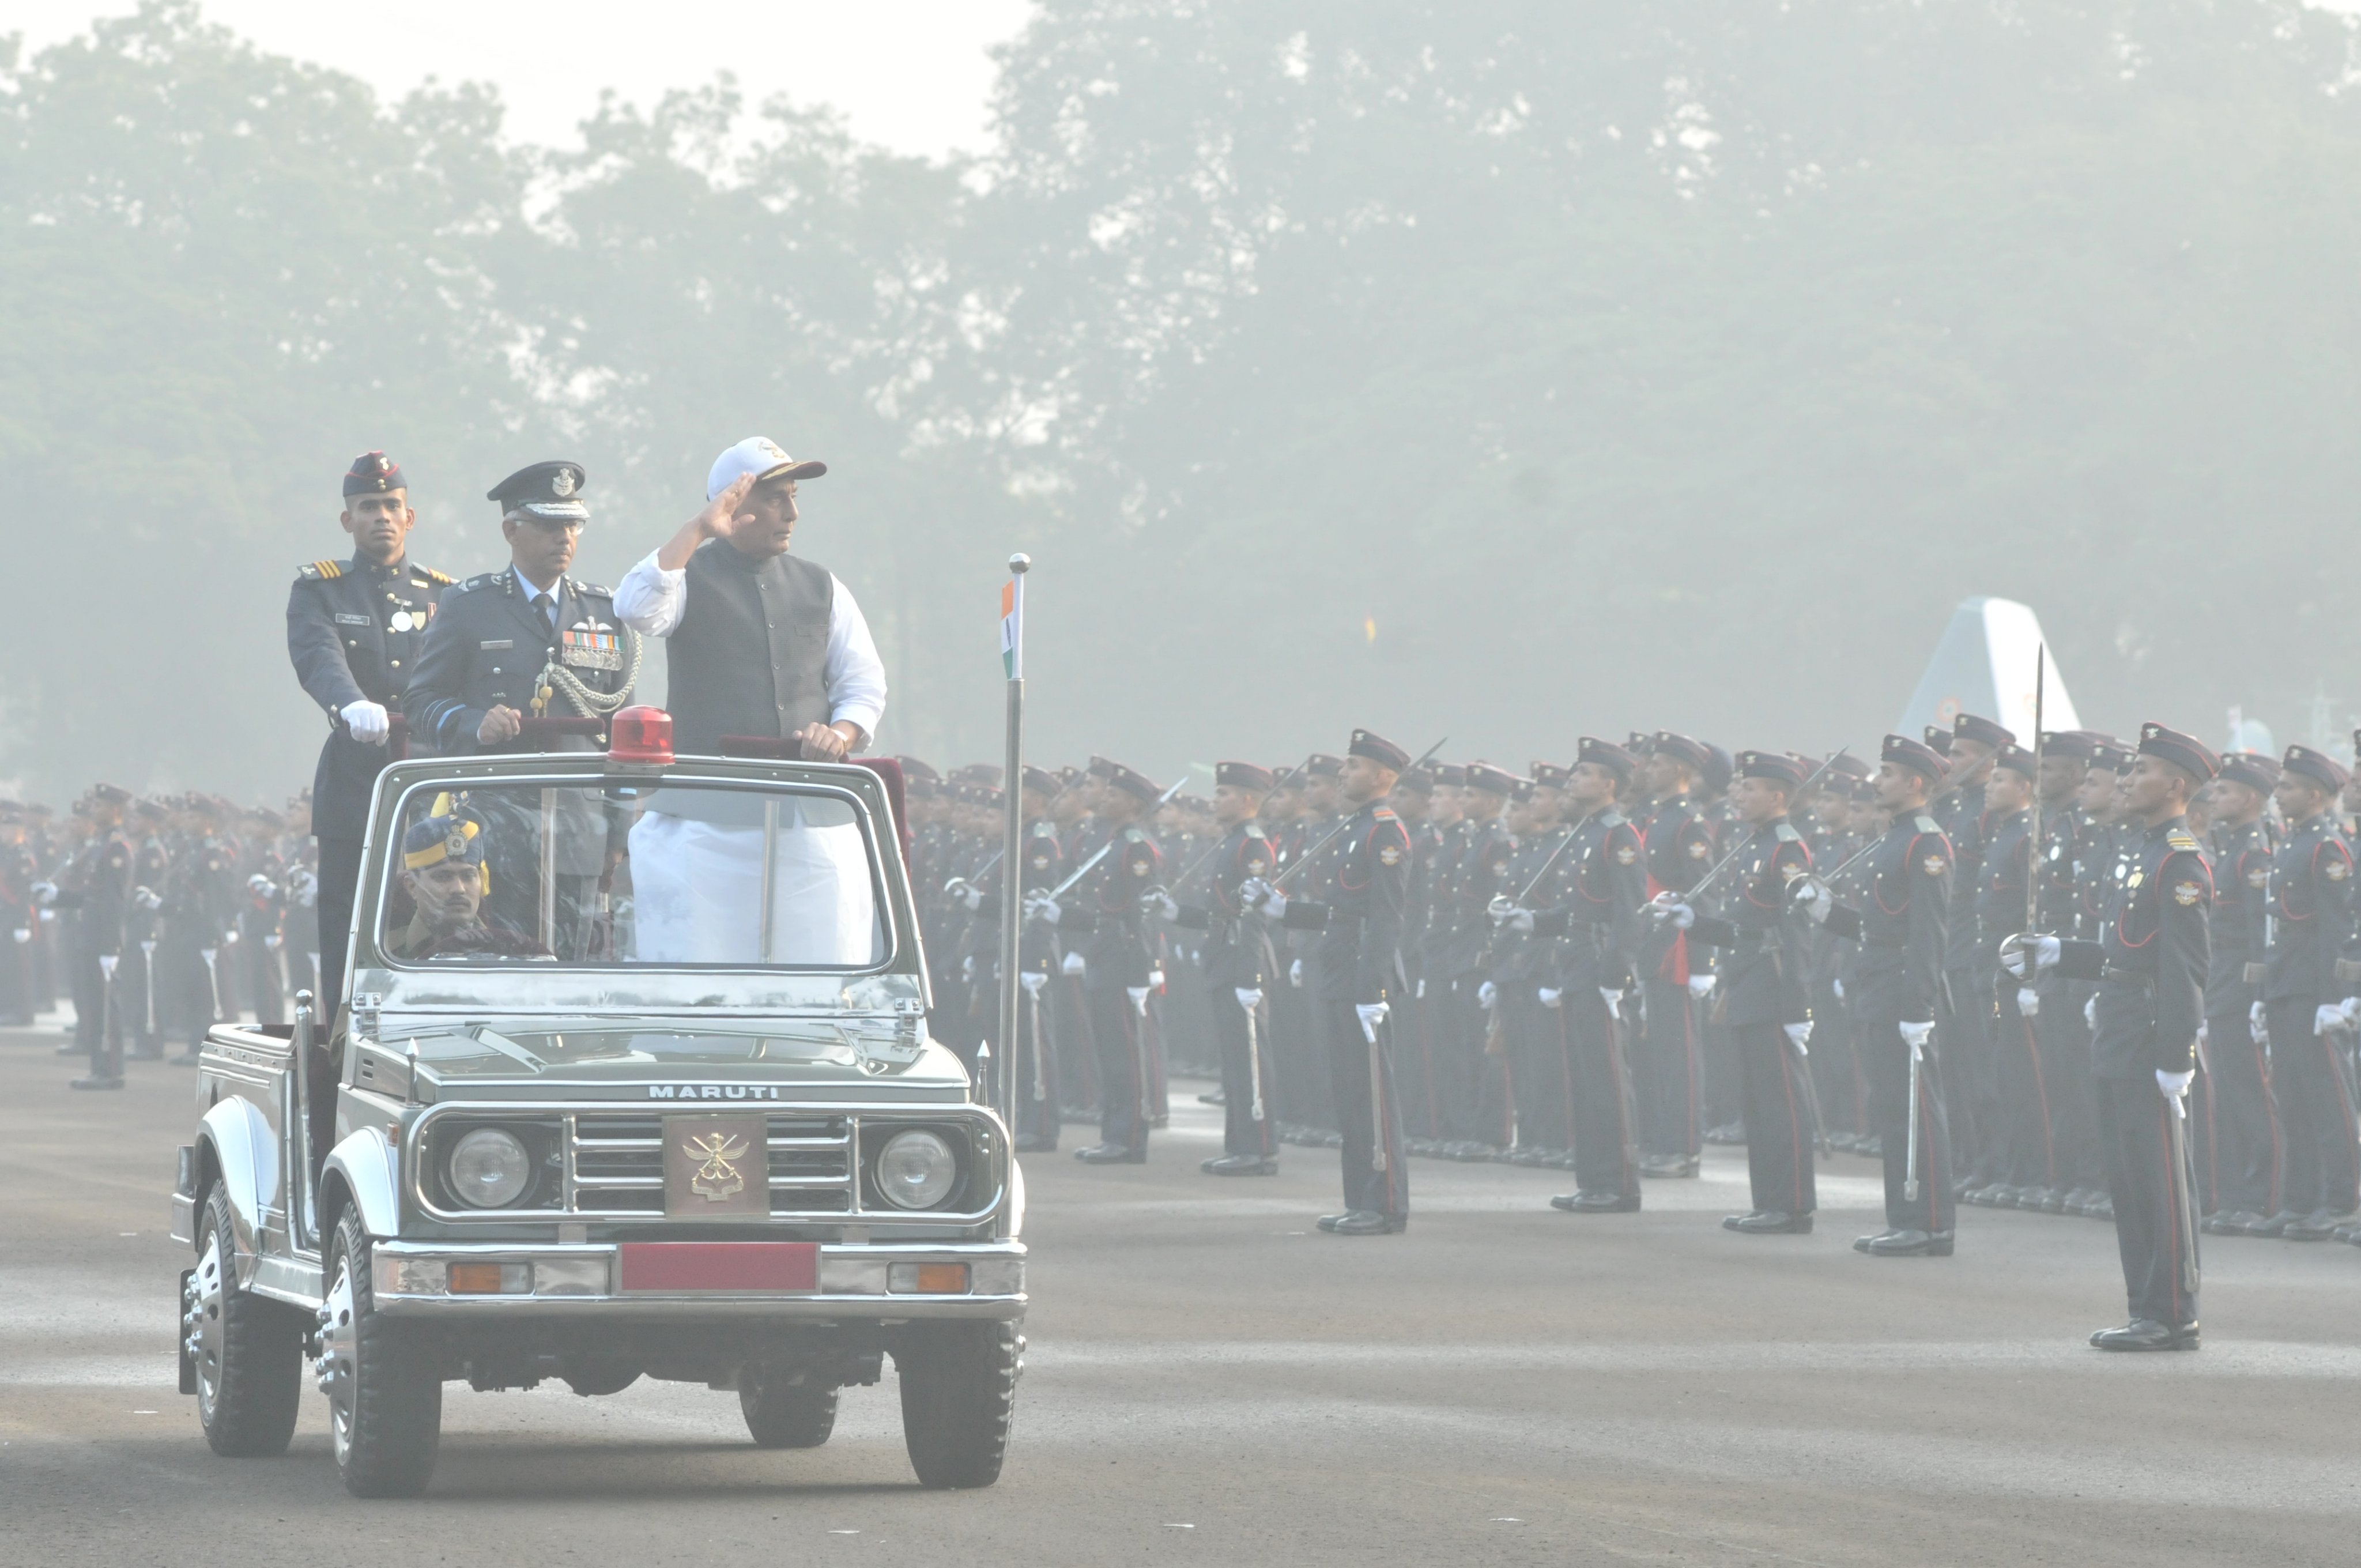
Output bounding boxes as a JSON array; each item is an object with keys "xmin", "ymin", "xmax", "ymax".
[
  {"xmin": 875, "ymin": 1129, "xmax": 957, "ymax": 1209},
  {"xmin": 448, "ymin": 1127, "xmax": 533, "ymax": 1209}
]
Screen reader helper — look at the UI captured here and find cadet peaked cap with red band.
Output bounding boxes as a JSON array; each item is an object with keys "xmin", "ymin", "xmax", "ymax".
[
  {"xmin": 1577, "ymin": 736, "xmax": 1636, "ymax": 784},
  {"xmin": 1020, "ymin": 766, "xmax": 1061, "ymax": 797},
  {"xmin": 1883, "ymin": 734, "xmax": 1948, "ymax": 783},
  {"xmin": 2279, "ymin": 742, "xmax": 2345, "ymax": 794},
  {"xmin": 1303, "ymin": 753, "xmax": 1344, "ymax": 777},
  {"xmin": 2217, "ymin": 752, "xmax": 2280, "ymax": 793},
  {"xmin": 344, "ymin": 450, "xmax": 405, "ymax": 496},
  {"xmin": 1953, "ymin": 713, "xmax": 2015, "ymax": 749},
  {"xmin": 1992, "ymin": 743, "xmax": 2039, "ymax": 781},
  {"xmin": 1737, "ymin": 750, "xmax": 1809, "ymax": 787},
  {"xmin": 1100, "ymin": 761, "xmax": 1164, "ymax": 804},
  {"xmin": 1465, "ymin": 762, "xmax": 1518, "ymax": 797},
  {"xmin": 1215, "ymin": 761, "xmax": 1275, "ymax": 791},
  {"xmin": 1348, "ymin": 730, "xmax": 1411, "ymax": 771},
  {"xmin": 1529, "ymin": 761, "xmax": 1571, "ymax": 789},
  {"xmin": 2137, "ymin": 722, "xmax": 2219, "ymax": 784},
  {"xmin": 1922, "ymin": 725, "xmax": 1953, "ymax": 756},
  {"xmin": 2040, "ymin": 730, "xmax": 2098, "ymax": 762},
  {"xmin": 1650, "ymin": 732, "xmax": 1712, "ymax": 772}
]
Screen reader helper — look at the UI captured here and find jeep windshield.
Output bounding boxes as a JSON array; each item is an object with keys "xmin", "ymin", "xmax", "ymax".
[{"xmin": 377, "ymin": 777, "xmax": 890, "ymax": 970}]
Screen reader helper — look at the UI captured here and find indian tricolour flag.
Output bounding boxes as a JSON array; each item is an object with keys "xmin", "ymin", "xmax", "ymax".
[{"xmin": 1000, "ymin": 575, "xmax": 1024, "ymax": 680}]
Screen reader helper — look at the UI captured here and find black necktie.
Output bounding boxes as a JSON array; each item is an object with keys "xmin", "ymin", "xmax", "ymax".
[{"xmin": 532, "ymin": 591, "xmax": 555, "ymax": 630}]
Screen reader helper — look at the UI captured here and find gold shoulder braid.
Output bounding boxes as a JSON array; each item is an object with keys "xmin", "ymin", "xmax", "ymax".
[{"xmin": 529, "ymin": 628, "xmax": 644, "ymax": 719}]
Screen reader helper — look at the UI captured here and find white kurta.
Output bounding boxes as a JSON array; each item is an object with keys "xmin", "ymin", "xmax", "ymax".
[{"xmin": 627, "ymin": 797, "xmax": 879, "ymax": 966}]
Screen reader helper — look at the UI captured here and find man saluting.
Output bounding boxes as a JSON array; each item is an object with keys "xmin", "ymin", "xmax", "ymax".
[{"xmin": 612, "ymin": 438, "xmax": 887, "ymax": 759}]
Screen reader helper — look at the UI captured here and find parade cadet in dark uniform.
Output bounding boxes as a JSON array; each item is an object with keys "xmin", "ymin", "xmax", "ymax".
[
  {"xmin": 1934, "ymin": 713, "xmax": 2011, "ymax": 1206},
  {"xmin": 1654, "ymin": 750, "xmax": 1819, "ymax": 1232},
  {"xmin": 2254, "ymin": 745, "xmax": 2361, "ymax": 1241},
  {"xmin": 1439, "ymin": 763, "xmax": 1518, "ymax": 1154},
  {"xmin": 50, "ymin": 786, "xmax": 134, "ymax": 1088},
  {"xmin": 1504, "ymin": 738, "xmax": 1649, "ymax": 1213},
  {"xmin": 1972, "ymin": 744, "xmax": 2060, "ymax": 1209},
  {"xmin": 1491, "ymin": 771, "xmax": 1573, "ymax": 1163},
  {"xmin": 2007, "ymin": 723, "xmax": 2217, "ymax": 1350},
  {"xmin": 1032, "ymin": 760, "xmax": 1165, "ymax": 1164},
  {"xmin": 1156, "ymin": 762, "xmax": 1284, "ymax": 1174},
  {"xmin": 2198, "ymin": 751, "xmax": 2282, "ymax": 1233},
  {"xmin": 121, "ymin": 799, "xmax": 172, "ymax": 1060},
  {"xmin": 285, "ymin": 451, "xmax": 453, "ymax": 1014},
  {"xmin": 1634, "ymin": 732, "xmax": 1718, "ymax": 1178},
  {"xmin": 949, "ymin": 767, "xmax": 1066, "ymax": 1151},
  {"xmin": 1243, "ymin": 731, "xmax": 1415, "ymax": 1234},
  {"xmin": 1793, "ymin": 734, "xmax": 1956, "ymax": 1256},
  {"xmin": 408, "ymin": 462, "xmax": 640, "ymax": 953}
]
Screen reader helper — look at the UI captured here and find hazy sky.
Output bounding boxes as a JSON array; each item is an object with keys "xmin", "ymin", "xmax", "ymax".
[{"xmin": 10, "ymin": 1, "xmax": 1038, "ymax": 158}]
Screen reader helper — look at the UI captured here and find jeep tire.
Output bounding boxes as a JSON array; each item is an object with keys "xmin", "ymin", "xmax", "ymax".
[
  {"xmin": 321, "ymin": 1209, "xmax": 442, "ymax": 1497},
  {"xmin": 739, "ymin": 1365, "xmax": 839, "ymax": 1448},
  {"xmin": 188, "ymin": 1187, "xmax": 303, "ymax": 1457},
  {"xmin": 895, "ymin": 1320, "xmax": 1021, "ymax": 1488}
]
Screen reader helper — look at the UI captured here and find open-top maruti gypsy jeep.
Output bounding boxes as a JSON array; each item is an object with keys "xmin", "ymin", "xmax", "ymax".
[{"xmin": 170, "ymin": 709, "xmax": 1024, "ymax": 1497}]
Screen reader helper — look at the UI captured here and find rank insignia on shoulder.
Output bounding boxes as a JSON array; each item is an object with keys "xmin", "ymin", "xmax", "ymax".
[
  {"xmin": 299, "ymin": 560, "xmax": 341, "ymax": 581},
  {"xmin": 419, "ymin": 567, "xmax": 455, "ymax": 586},
  {"xmin": 2166, "ymin": 831, "xmax": 2201, "ymax": 853},
  {"xmin": 2172, "ymin": 880, "xmax": 2204, "ymax": 907},
  {"xmin": 462, "ymin": 573, "xmax": 499, "ymax": 591},
  {"xmin": 1373, "ymin": 808, "xmax": 1398, "ymax": 821}
]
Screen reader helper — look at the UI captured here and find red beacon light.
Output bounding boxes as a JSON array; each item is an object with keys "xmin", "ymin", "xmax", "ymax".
[{"xmin": 608, "ymin": 706, "xmax": 674, "ymax": 764}]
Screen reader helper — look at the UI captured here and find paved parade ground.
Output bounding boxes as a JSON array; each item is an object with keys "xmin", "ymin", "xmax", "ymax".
[{"xmin": 3, "ymin": 1022, "xmax": 2358, "ymax": 1568}]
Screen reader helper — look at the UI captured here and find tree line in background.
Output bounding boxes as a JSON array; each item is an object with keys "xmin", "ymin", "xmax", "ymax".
[{"xmin": 5, "ymin": 0, "xmax": 2360, "ymax": 803}]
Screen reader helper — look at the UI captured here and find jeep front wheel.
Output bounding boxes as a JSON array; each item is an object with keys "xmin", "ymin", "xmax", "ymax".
[
  {"xmin": 895, "ymin": 1320, "xmax": 1021, "ymax": 1488},
  {"xmin": 319, "ymin": 1209, "xmax": 441, "ymax": 1497},
  {"xmin": 739, "ymin": 1364, "xmax": 838, "ymax": 1448}
]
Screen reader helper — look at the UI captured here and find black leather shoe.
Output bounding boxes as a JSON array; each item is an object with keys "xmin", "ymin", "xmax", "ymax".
[
  {"xmin": 1723, "ymin": 1211, "xmax": 1813, "ymax": 1234},
  {"xmin": 1202, "ymin": 1155, "xmax": 1278, "ymax": 1177},
  {"xmin": 1073, "ymin": 1143, "xmax": 1146, "ymax": 1164},
  {"xmin": 2031, "ymin": 1187, "xmax": 2069, "ymax": 1214},
  {"xmin": 1639, "ymin": 1154, "xmax": 1700, "ymax": 1178},
  {"xmin": 2284, "ymin": 1208, "xmax": 2355, "ymax": 1242},
  {"xmin": 69, "ymin": 1075, "xmax": 125, "ymax": 1091},
  {"xmin": 1315, "ymin": 1212, "xmax": 1348, "ymax": 1232},
  {"xmin": 1861, "ymin": 1228, "xmax": 1953, "ymax": 1257},
  {"xmin": 2203, "ymin": 1209, "xmax": 2260, "ymax": 1235},
  {"xmin": 1549, "ymin": 1191, "xmax": 1640, "ymax": 1214},
  {"xmin": 1960, "ymin": 1185, "xmax": 1998, "ymax": 1208},
  {"xmin": 2084, "ymin": 1196, "xmax": 2115, "ymax": 1223},
  {"xmin": 1325, "ymin": 1209, "xmax": 1406, "ymax": 1236},
  {"xmin": 1196, "ymin": 1090, "xmax": 1225, "ymax": 1105},
  {"xmin": 2090, "ymin": 1318, "xmax": 2198, "ymax": 1351},
  {"xmin": 2250, "ymin": 1209, "xmax": 2302, "ymax": 1238},
  {"xmin": 1703, "ymin": 1123, "xmax": 1747, "ymax": 1145}
]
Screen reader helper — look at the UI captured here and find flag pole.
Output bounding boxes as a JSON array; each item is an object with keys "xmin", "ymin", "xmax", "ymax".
[{"xmin": 996, "ymin": 555, "xmax": 1029, "ymax": 1130}]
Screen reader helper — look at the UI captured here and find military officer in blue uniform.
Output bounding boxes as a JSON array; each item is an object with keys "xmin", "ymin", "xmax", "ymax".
[
  {"xmin": 408, "ymin": 461, "xmax": 639, "ymax": 955},
  {"xmin": 286, "ymin": 451, "xmax": 454, "ymax": 1013}
]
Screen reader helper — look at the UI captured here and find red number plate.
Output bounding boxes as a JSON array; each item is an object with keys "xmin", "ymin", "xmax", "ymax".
[{"xmin": 617, "ymin": 1242, "xmax": 818, "ymax": 1292}]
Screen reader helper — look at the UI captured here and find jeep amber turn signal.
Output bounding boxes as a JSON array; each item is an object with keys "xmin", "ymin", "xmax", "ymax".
[
  {"xmin": 447, "ymin": 1261, "xmax": 531, "ymax": 1294},
  {"xmin": 887, "ymin": 1262, "xmax": 968, "ymax": 1294}
]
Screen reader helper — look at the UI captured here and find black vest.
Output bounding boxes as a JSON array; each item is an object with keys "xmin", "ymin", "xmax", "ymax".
[{"xmin": 666, "ymin": 541, "xmax": 835, "ymax": 756}]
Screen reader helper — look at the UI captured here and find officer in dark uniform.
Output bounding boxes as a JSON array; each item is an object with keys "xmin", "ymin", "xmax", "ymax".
[
  {"xmin": 408, "ymin": 461, "xmax": 638, "ymax": 955},
  {"xmin": 1934, "ymin": 713, "xmax": 2011, "ymax": 1206},
  {"xmin": 1513, "ymin": 738, "xmax": 1649, "ymax": 1213},
  {"xmin": 1634, "ymin": 732, "xmax": 1718, "ymax": 1177},
  {"xmin": 2008, "ymin": 723, "xmax": 2216, "ymax": 1350},
  {"xmin": 1438, "ymin": 763, "xmax": 1518, "ymax": 1154},
  {"xmin": 1973, "ymin": 744, "xmax": 2059, "ymax": 1208},
  {"xmin": 2198, "ymin": 751, "xmax": 2281, "ymax": 1233},
  {"xmin": 1657, "ymin": 751, "xmax": 1820, "ymax": 1232},
  {"xmin": 1243, "ymin": 731, "xmax": 1415, "ymax": 1234},
  {"xmin": 2255, "ymin": 744, "xmax": 2360, "ymax": 1241},
  {"xmin": 1796, "ymin": 734, "xmax": 1956, "ymax": 1256},
  {"xmin": 287, "ymin": 452, "xmax": 455, "ymax": 1015},
  {"xmin": 50, "ymin": 788, "xmax": 134, "ymax": 1087},
  {"xmin": 1159, "ymin": 762, "xmax": 1285, "ymax": 1173},
  {"xmin": 1034, "ymin": 759, "xmax": 1166, "ymax": 1164}
]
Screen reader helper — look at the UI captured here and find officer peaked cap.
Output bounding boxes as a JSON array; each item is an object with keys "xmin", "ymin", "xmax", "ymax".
[
  {"xmin": 1882, "ymin": 734, "xmax": 1947, "ymax": 783},
  {"xmin": 1215, "ymin": 761, "xmax": 1275, "ymax": 792},
  {"xmin": 2279, "ymin": 743, "xmax": 2345, "ymax": 795},
  {"xmin": 1953, "ymin": 713, "xmax": 2015, "ymax": 749},
  {"xmin": 1348, "ymin": 730, "xmax": 1410, "ymax": 772},
  {"xmin": 1991, "ymin": 743, "xmax": 2039, "ymax": 781},
  {"xmin": 488, "ymin": 460, "xmax": 588, "ymax": 522},
  {"xmin": 1576, "ymin": 736, "xmax": 1636, "ymax": 785},
  {"xmin": 2137, "ymin": 723, "xmax": 2219, "ymax": 785},
  {"xmin": 2217, "ymin": 751, "xmax": 2280, "ymax": 793},
  {"xmin": 1737, "ymin": 750, "xmax": 1808, "ymax": 788},
  {"xmin": 1651, "ymin": 732, "xmax": 1712, "ymax": 772}
]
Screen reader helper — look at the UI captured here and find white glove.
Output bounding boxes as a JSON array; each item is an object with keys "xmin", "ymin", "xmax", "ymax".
[
  {"xmin": 1493, "ymin": 904, "xmax": 1537, "ymax": 934},
  {"xmin": 289, "ymin": 867, "xmax": 317, "ymax": 908},
  {"xmin": 2315, "ymin": 1003, "xmax": 2352, "ymax": 1036},
  {"xmin": 2016, "ymin": 987, "xmax": 2041, "ymax": 1018},
  {"xmin": 961, "ymin": 954, "xmax": 978, "ymax": 982},
  {"xmin": 1832, "ymin": 977, "xmax": 1846, "ymax": 1002},
  {"xmin": 1355, "ymin": 1001, "xmax": 1389, "ymax": 1038},
  {"xmin": 2343, "ymin": 997, "xmax": 2361, "ymax": 1031},
  {"xmin": 2196, "ymin": 1020, "xmax": 2208, "ymax": 1045},
  {"xmin": 224, "ymin": 929, "xmax": 239, "ymax": 945},
  {"xmin": 134, "ymin": 885, "xmax": 163, "ymax": 911},
  {"xmin": 1646, "ymin": 892, "xmax": 1695, "ymax": 929},
  {"xmin": 2250, "ymin": 998, "xmax": 2269, "ymax": 1044},
  {"xmin": 2084, "ymin": 994, "xmax": 2098, "ymax": 1029},
  {"xmin": 955, "ymin": 884, "xmax": 985, "ymax": 913},
  {"xmin": 1783, "ymin": 1020, "xmax": 1812, "ymax": 1052},
  {"xmin": 9, "ymin": 929, "xmax": 27, "ymax": 945},
  {"xmin": 1687, "ymin": 973, "xmax": 1717, "ymax": 1001},
  {"xmin": 1414, "ymin": 978, "xmax": 1427, "ymax": 1000},
  {"xmin": 1059, "ymin": 949, "xmax": 1086, "ymax": 978},
  {"xmin": 1598, "ymin": 986, "xmax": 1624, "ymax": 1020},
  {"xmin": 264, "ymin": 933, "xmax": 282, "ymax": 951},
  {"xmin": 247, "ymin": 873, "xmax": 278, "ymax": 900},
  {"xmin": 1289, "ymin": 958, "xmax": 1304, "ymax": 988},
  {"xmin": 1142, "ymin": 889, "xmax": 1179, "ymax": 922},
  {"xmin": 1898, "ymin": 1019, "xmax": 1935, "ymax": 1052},
  {"xmin": 1477, "ymin": 980, "xmax": 1499, "ymax": 1010},
  {"xmin": 30, "ymin": 881, "xmax": 56, "ymax": 906},
  {"xmin": 2156, "ymin": 1067, "xmax": 2194, "ymax": 1100},
  {"xmin": 1997, "ymin": 932, "xmax": 2060, "ymax": 979},
  {"xmin": 1024, "ymin": 894, "xmax": 1062, "ymax": 925},
  {"xmin": 1239, "ymin": 877, "xmax": 1288, "ymax": 919},
  {"xmin": 1148, "ymin": 967, "xmax": 1166, "ymax": 990},
  {"xmin": 1126, "ymin": 985, "xmax": 1151, "ymax": 1016},
  {"xmin": 340, "ymin": 699, "xmax": 390, "ymax": 744},
  {"xmin": 1537, "ymin": 986, "xmax": 1563, "ymax": 1009},
  {"xmin": 1018, "ymin": 970, "xmax": 1049, "ymax": 997},
  {"xmin": 1234, "ymin": 986, "xmax": 1264, "ymax": 1012},
  {"xmin": 1792, "ymin": 878, "xmax": 1834, "ymax": 925}
]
